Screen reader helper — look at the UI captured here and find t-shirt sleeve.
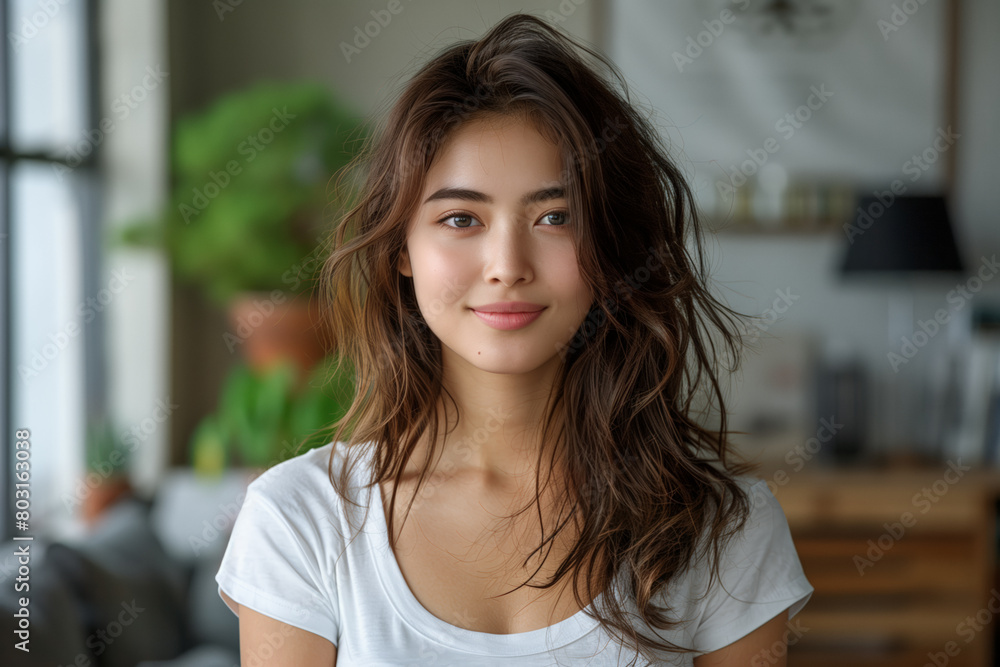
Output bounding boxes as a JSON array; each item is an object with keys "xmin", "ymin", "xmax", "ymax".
[
  {"xmin": 214, "ymin": 481, "xmax": 340, "ymax": 647},
  {"xmin": 691, "ymin": 479, "xmax": 814, "ymax": 655}
]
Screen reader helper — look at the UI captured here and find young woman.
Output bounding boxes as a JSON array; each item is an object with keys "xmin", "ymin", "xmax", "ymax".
[{"xmin": 216, "ymin": 13, "xmax": 813, "ymax": 666}]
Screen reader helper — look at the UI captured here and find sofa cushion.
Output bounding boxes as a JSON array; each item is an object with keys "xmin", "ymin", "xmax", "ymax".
[
  {"xmin": 137, "ymin": 644, "xmax": 239, "ymax": 667},
  {"xmin": 149, "ymin": 469, "xmax": 253, "ymax": 565},
  {"xmin": 0, "ymin": 541, "xmax": 90, "ymax": 667},
  {"xmin": 46, "ymin": 498, "xmax": 190, "ymax": 667},
  {"xmin": 186, "ymin": 545, "xmax": 239, "ymax": 652}
]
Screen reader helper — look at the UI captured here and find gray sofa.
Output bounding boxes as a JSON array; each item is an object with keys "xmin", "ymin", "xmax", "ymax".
[{"xmin": 0, "ymin": 470, "xmax": 251, "ymax": 667}]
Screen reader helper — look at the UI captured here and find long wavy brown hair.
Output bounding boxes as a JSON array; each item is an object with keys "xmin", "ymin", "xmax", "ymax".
[{"xmin": 315, "ymin": 12, "xmax": 759, "ymax": 665}]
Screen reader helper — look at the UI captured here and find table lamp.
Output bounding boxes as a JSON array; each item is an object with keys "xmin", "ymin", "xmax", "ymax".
[
  {"xmin": 839, "ymin": 193, "xmax": 966, "ymax": 461},
  {"xmin": 841, "ymin": 194, "xmax": 964, "ymax": 275}
]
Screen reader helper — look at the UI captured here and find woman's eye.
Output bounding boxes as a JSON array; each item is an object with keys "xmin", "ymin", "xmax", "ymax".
[
  {"xmin": 542, "ymin": 211, "xmax": 569, "ymax": 226},
  {"xmin": 438, "ymin": 214, "xmax": 480, "ymax": 230}
]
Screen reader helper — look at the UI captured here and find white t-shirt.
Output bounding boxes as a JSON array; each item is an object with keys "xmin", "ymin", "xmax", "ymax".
[{"xmin": 216, "ymin": 441, "xmax": 813, "ymax": 666}]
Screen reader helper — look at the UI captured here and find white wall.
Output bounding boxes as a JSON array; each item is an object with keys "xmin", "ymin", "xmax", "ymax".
[
  {"xmin": 171, "ymin": 1, "xmax": 597, "ymax": 117},
  {"xmin": 954, "ymin": 0, "xmax": 1000, "ymax": 251},
  {"xmin": 710, "ymin": 0, "xmax": 1000, "ymax": 453},
  {"xmin": 103, "ymin": 0, "xmax": 170, "ymax": 500},
  {"xmin": 604, "ymin": 0, "xmax": 1000, "ymax": 459}
]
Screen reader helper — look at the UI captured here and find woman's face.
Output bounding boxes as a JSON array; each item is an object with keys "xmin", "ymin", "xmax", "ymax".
[{"xmin": 398, "ymin": 114, "xmax": 594, "ymax": 376}]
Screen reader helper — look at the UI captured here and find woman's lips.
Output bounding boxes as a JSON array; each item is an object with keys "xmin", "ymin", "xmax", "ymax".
[{"xmin": 471, "ymin": 308, "xmax": 545, "ymax": 330}]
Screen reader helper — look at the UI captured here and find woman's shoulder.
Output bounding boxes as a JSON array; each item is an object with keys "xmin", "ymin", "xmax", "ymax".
[
  {"xmin": 728, "ymin": 474, "xmax": 788, "ymax": 539},
  {"xmin": 243, "ymin": 440, "xmax": 376, "ymax": 528},
  {"xmin": 683, "ymin": 473, "xmax": 810, "ymax": 601},
  {"xmin": 697, "ymin": 474, "xmax": 790, "ymax": 558},
  {"xmin": 667, "ymin": 474, "xmax": 798, "ymax": 592},
  {"xmin": 216, "ymin": 441, "xmax": 371, "ymax": 644},
  {"xmin": 645, "ymin": 474, "xmax": 812, "ymax": 647}
]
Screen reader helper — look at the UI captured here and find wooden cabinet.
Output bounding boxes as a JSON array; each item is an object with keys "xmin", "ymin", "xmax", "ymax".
[{"xmin": 764, "ymin": 465, "xmax": 1000, "ymax": 666}]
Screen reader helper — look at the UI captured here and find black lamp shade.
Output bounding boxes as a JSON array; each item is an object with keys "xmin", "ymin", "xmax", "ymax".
[{"xmin": 840, "ymin": 194, "xmax": 965, "ymax": 275}]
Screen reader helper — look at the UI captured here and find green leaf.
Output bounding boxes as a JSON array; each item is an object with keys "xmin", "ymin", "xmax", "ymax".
[
  {"xmin": 190, "ymin": 415, "xmax": 228, "ymax": 477},
  {"xmin": 112, "ymin": 80, "xmax": 367, "ymax": 306}
]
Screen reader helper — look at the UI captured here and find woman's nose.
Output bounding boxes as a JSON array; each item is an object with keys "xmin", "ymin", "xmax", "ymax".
[{"xmin": 482, "ymin": 221, "xmax": 534, "ymax": 287}]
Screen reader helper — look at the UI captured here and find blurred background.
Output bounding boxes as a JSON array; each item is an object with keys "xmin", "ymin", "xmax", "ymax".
[{"xmin": 2, "ymin": 0, "xmax": 999, "ymax": 665}]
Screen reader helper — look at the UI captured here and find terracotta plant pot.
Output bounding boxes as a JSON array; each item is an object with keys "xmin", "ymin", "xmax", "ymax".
[
  {"xmin": 226, "ymin": 290, "xmax": 331, "ymax": 383},
  {"xmin": 81, "ymin": 476, "xmax": 133, "ymax": 527}
]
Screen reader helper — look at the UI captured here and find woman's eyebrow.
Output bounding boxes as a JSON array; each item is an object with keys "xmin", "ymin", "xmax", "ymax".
[{"xmin": 422, "ymin": 185, "xmax": 565, "ymax": 207}]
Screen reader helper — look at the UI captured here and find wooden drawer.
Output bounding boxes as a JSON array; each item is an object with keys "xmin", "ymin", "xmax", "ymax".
[
  {"xmin": 790, "ymin": 648, "xmax": 980, "ymax": 667},
  {"xmin": 769, "ymin": 470, "xmax": 989, "ymax": 531},
  {"xmin": 794, "ymin": 534, "xmax": 982, "ymax": 597},
  {"xmin": 760, "ymin": 468, "xmax": 1000, "ymax": 666}
]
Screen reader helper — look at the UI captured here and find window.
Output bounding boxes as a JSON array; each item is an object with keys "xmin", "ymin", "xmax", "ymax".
[{"xmin": 2, "ymin": 0, "xmax": 102, "ymax": 541}]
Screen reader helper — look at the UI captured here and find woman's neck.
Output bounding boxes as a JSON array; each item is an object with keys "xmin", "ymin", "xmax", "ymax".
[{"xmin": 418, "ymin": 350, "xmax": 566, "ymax": 483}]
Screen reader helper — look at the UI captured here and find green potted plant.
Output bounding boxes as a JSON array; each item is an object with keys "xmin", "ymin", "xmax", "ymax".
[
  {"xmin": 116, "ymin": 81, "xmax": 365, "ymax": 376},
  {"xmin": 82, "ymin": 418, "xmax": 133, "ymax": 525},
  {"xmin": 189, "ymin": 354, "xmax": 356, "ymax": 476}
]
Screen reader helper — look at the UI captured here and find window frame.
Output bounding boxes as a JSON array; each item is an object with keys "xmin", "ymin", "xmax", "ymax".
[{"xmin": 1, "ymin": 0, "xmax": 103, "ymax": 541}]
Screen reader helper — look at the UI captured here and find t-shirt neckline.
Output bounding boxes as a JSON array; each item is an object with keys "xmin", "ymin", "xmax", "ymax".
[{"xmin": 360, "ymin": 444, "xmax": 606, "ymax": 657}]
